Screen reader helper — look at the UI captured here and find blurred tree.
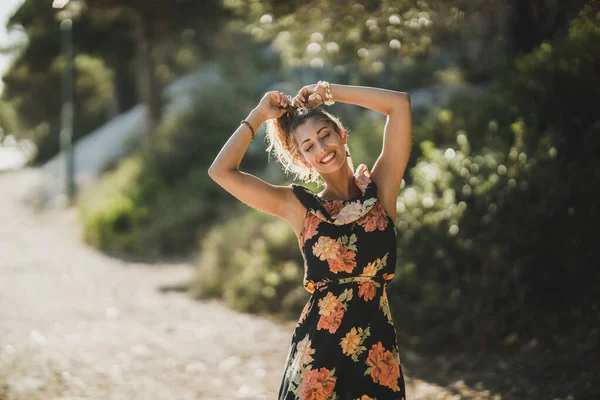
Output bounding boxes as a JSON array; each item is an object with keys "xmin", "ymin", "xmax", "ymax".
[
  {"xmin": 225, "ymin": 0, "xmax": 455, "ymax": 80},
  {"xmin": 1, "ymin": 0, "xmax": 135, "ymax": 161},
  {"xmin": 2, "ymin": 0, "xmax": 230, "ymax": 161},
  {"xmin": 84, "ymin": 0, "xmax": 229, "ymax": 143},
  {"xmin": 507, "ymin": 0, "xmax": 590, "ymax": 53},
  {"xmin": 225, "ymin": 0, "xmax": 592, "ymax": 84}
]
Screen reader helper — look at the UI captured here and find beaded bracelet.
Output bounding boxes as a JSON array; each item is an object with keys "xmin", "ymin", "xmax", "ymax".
[
  {"xmin": 240, "ymin": 120, "xmax": 256, "ymax": 140},
  {"xmin": 316, "ymin": 80, "xmax": 335, "ymax": 106}
]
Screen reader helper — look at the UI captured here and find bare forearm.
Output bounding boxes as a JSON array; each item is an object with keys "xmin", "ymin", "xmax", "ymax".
[
  {"xmin": 208, "ymin": 108, "xmax": 266, "ymax": 176},
  {"xmin": 329, "ymin": 84, "xmax": 409, "ymax": 116}
]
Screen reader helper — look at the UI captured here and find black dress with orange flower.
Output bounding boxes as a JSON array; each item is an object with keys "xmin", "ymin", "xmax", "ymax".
[{"xmin": 278, "ymin": 171, "xmax": 406, "ymax": 400}]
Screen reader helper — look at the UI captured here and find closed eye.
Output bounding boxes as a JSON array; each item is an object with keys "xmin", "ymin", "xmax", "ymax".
[{"xmin": 305, "ymin": 131, "xmax": 332, "ymax": 152}]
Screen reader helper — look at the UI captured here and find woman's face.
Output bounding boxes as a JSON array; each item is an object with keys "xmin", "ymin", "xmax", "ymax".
[{"xmin": 293, "ymin": 117, "xmax": 346, "ymax": 176}]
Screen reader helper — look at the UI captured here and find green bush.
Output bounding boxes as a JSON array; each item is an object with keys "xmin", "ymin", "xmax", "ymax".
[
  {"xmin": 389, "ymin": 5, "xmax": 600, "ymax": 350},
  {"xmin": 78, "ymin": 156, "xmax": 151, "ymax": 254},
  {"xmin": 193, "ymin": 210, "xmax": 309, "ymax": 316}
]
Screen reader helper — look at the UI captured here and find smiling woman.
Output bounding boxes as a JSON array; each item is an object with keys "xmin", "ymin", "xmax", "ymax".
[
  {"xmin": 208, "ymin": 82, "xmax": 411, "ymax": 399},
  {"xmin": 265, "ymin": 107, "xmax": 354, "ymax": 185}
]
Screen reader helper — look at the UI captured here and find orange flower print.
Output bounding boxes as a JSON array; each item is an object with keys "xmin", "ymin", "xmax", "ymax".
[
  {"xmin": 317, "ymin": 301, "xmax": 345, "ymax": 334},
  {"xmin": 366, "ymin": 342, "xmax": 401, "ymax": 392},
  {"xmin": 382, "ymin": 273, "xmax": 395, "ymax": 282},
  {"xmin": 313, "ymin": 236, "xmax": 339, "ymax": 261},
  {"xmin": 317, "ymin": 291, "xmax": 347, "ymax": 334},
  {"xmin": 357, "ymin": 201, "xmax": 389, "ymax": 232},
  {"xmin": 298, "ymin": 367, "xmax": 337, "ymax": 400},
  {"xmin": 340, "ymin": 325, "xmax": 370, "ymax": 362},
  {"xmin": 340, "ymin": 327, "xmax": 361, "ymax": 356},
  {"xmin": 318, "ymin": 292, "xmax": 339, "ymax": 316},
  {"xmin": 358, "ymin": 281, "xmax": 377, "ymax": 301},
  {"xmin": 327, "ymin": 246, "xmax": 357, "ymax": 274},
  {"xmin": 361, "ymin": 260, "xmax": 378, "ymax": 277},
  {"xmin": 323, "ymin": 200, "xmax": 344, "ymax": 217},
  {"xmin": 302, "ymin": 213, "xmax": 322, "ymax": 245}
]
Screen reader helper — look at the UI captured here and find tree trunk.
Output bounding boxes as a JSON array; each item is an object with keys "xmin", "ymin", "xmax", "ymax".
[{"xmin": 133, "ymin": 13, "xmax": 162, "ymax": 144}]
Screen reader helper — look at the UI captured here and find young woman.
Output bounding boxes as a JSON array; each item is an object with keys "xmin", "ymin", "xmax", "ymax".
[{"xmin": 209, "ymin": 82, "xmax": 412, "ymax": 399}]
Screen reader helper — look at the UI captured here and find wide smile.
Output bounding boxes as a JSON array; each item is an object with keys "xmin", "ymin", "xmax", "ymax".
[{"xmin": 320, "ymin": 151, "xmax": 336, "ymax": 164}]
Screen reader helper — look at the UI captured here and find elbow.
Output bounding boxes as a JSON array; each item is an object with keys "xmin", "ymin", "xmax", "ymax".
[
  {"xmin": 389, "ymin": 93, "xmax": 411, "ymax": 116},
  {"xmin": 208, "ymin": 165, "xmax": 220, "ymax": 181},
  {"xmin": 208, "ymin": 165, "xmax": 237, "ymax": 183}
]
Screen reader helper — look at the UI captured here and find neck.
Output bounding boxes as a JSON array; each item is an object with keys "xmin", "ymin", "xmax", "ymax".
[{"xmin": 318, "ymin": 164, "xmax": 360, "ymax": 201}]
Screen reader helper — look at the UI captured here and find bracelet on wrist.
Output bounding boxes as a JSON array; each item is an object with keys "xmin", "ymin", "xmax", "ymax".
[
  {"xmin": 240, "ymin": 120, "xmax": 256, "ymax": 140},
  {"xmin": 314, "ymin": 81, "xmax": 335, "ymax": 106}
]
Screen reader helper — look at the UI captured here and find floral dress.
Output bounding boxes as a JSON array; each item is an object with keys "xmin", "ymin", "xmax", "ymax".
[{"xmin": 278, "ymin": 169, "xmax": 406, "ymax": 400}]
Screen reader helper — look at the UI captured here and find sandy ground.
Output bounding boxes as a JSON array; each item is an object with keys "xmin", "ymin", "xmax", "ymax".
[{"xmin": 0, "ymin": 168, "xmax": 500, "ymax": 400}]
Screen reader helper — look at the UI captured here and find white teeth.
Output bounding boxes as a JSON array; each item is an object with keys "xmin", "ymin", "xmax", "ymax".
[{"xmin": 321, "ymin": 152, "xmax": 335, "ymax": 163}]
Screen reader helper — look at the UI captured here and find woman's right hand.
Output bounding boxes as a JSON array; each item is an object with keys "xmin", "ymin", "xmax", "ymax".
[{"xmin": 256, "ymin": 91, "xmax": 292, "ymax": 120}]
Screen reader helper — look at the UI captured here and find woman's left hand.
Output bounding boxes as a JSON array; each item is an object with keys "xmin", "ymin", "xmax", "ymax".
[{"xmin": 291, "ymin": 84, "xmax": 324, "ymax": 108}]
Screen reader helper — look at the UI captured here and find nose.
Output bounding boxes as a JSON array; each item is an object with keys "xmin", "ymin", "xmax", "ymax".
[{"xmin": 315, "ymin": 140, "xmax": 329, "ymax": 154}]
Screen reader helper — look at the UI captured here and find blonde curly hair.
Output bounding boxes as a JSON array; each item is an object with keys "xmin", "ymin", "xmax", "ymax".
[{"xmin": 265, "ymin": 107, "xmax": 352, "ymax": 185}]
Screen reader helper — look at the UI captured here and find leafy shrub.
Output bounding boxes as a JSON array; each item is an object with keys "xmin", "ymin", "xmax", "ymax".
[
  {"xmin": 389, "ymin": 5, "xmax": 600, "ymax": 350},
  {"xmin": 78, "ymin": 156, "xmax": 151, "ymax": 254},
  {"xmin": 193, "ymin": 210, "xmax": 309, "ymax": 316}
]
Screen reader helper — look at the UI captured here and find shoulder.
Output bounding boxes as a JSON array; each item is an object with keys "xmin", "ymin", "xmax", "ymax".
[{"xmin": 284, "ymin": 184, "xmax": 313, "ymax": 238}]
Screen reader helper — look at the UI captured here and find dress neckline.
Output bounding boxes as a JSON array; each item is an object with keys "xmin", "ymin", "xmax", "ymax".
[
  {"xmin": 312, "ymin": 188, "xmax": 367, "ymax": 204},
  {"xmin": 290, "ymin": 180, "xmax": 379, "ymax": 225}
]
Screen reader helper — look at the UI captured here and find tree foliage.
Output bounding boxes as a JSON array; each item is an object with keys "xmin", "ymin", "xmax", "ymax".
[
  {"xmin": 224, "ymin": 0, "xmax": 464, "ymax": 88},
  {"xmin": 225, "ymin": 0, "xmax": 592, "ymax": 85},
  {"xmin": 1, "ymin": 0, "xmax": 229, "ymax": 161}
]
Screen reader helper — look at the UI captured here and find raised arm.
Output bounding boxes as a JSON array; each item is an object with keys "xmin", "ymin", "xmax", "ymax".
[
  {"xmin": 292, "ymin": 84, "xmax": 412, "ymax": 220},
  {"xmin": 208, "ymin": 92, "xmax": 303, "ymax": 228}
]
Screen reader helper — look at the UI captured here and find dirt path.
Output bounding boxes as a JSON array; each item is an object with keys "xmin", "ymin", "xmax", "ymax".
[{"xmin": 0, "ymin": 168, "xmax": 500, "ymax": 399}]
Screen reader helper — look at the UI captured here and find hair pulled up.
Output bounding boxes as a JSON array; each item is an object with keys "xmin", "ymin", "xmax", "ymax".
[{"xmin": 265, "ymin": 107, "xmax": 349, "ymax": 185}]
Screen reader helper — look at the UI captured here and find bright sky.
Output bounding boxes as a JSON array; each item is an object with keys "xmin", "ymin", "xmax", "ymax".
[{"xmin": 0, "ymin": 0, "xmax": 25, "ymax": 94}]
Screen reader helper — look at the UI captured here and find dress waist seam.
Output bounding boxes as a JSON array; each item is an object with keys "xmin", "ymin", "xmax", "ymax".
[{"xmin": 312, "ymin": 275, "xmax": 389, "ymax": 292}]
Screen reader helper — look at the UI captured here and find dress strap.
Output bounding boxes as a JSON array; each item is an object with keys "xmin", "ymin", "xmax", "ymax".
[{"xmin": 289, "ymin": 183, "xmax": 321, "ymax": 213}]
